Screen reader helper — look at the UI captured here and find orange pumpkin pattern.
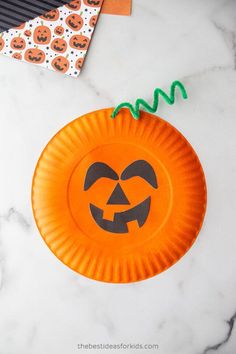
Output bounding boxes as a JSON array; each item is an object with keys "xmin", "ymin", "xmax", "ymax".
[
  {"xmin": 66, "ymin": 13, "xmax": 83, "ymax": 31},
  {"xmin": 54, "ymin": 26, "xmax": 64, "ymax": 36},
  {"xmin": 24, "ymin": 48, "xmax": 46, "ymax": 64},
  {"xmin": 89, "ymin": 15, "xmax": 98, "ymax": 27},
  {"xmin": 51, "ymin": 55, "xmax": 70, "ymax": 73},
  {"xmin": 33, "ymin": 23, "xmax": 52, "ymax": 44},
  {"xmin": 12, "ymin": 52, "xmax": 22, "ymax": 60},
  {"xmin": 69, "ymin": 34, "xmax": 90, "ymax": 50},
  {"xmin": 24, "ymin": 30, "xmax": 32, "ymax": 37},
  {"xmin": 84, "ymin": 0, "xmax": 103, "ymax": 7},
  {"xmin": 66, "ymin": 1, "xmax": 82, "ymax": 11},
  {"xmin": 0, "ymin": 0, "xmax": 103, "ymax": 76},
  {"xmin": 75, "ymin": 57, "xmax": 84, "ymax": 70},
  {"xmin": 0, "ymin": 34, "xmax": 5, "ymax": 52},
  {"xmin": 40, "ymin": 9, "xmax": 60, "ymax": 22},
  {"xmin": 10, "ymin": 34, "xmax": 26, "ymax": 50},
  {"xmin": 51, "ymin": 37, "xmax": 67, "ymax": 53}
]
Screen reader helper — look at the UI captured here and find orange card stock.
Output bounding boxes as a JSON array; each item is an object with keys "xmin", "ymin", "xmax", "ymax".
[{"xmin": 101, "ymin": 0, "xmax": 132, "ymax": 16}]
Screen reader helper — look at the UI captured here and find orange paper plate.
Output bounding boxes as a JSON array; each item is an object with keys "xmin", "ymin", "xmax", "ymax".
[{"xmin": 32, "ymin": 108, "xmax": 207, "ymax": 283}]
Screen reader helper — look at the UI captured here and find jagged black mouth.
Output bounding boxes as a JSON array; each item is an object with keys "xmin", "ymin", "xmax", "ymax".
[
  {"xmin": 37, "ymin": 36, "xmax": 48, "ymax": 42},
  {"xmin": 13, "ymin": 45, "xmax": 23, "ymax": 49},
  {"xmin": 68, "ymin": 20, "xmax": 80, "ymax": 29},
  {"xmin": 28, "ymin": 55, "xmax": 41, "ymax": 62},
  {"xmin": 53, "ymin": 45, "xmax": 64, "ymax": 52},
  {"xmin": 68, "ymin": 4, "xmax": 78, "ymax": 9},
  {"xmin": 43, "ymin": 14, "xmax": 56, "ymax": 19},
  {"xmin": 90, "ymin": 197, "xmax": 151, "ymax": 234},
  {"xmin": 73, "ymin": 42, "xmax": 86, "ymax": 48},
  {"xmin": 88, "ymin": 0, "xmax": 100, "ymax": 5},
  {"xmin": 54, "ymin": 63, "xmax": 64, "ymax": 71}
]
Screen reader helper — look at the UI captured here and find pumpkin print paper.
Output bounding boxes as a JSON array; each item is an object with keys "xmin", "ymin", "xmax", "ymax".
[
  {"xmin": 32, "ymin": 108, "xmax": 207, "ymax": 283},
  {"xmin": 0, "ymin": 0, "xmax": 103, "ymax": 77}
]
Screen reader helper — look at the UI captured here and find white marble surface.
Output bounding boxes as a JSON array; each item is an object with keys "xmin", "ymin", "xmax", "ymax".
[{"xmin": 0, "ymin": 1, "xmax": 236, "ymax": 353}]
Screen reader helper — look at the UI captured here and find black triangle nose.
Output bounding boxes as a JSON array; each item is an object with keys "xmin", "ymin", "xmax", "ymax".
[{"xmin": 107, "ymin": 183, "xmax": 130, "ymax": 205}]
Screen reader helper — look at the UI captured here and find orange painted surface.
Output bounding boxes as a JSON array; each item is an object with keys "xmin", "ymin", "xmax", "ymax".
[
  {"xmin": 101, "ymin": 0, "xmax": 132, "ymax": 16},
  {"xmin": 32, "ymin": 108, "xmax": 207, "ymax": 283}
]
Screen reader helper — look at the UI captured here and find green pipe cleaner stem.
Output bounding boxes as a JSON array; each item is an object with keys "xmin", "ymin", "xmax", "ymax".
[{"xmin": 111, "ymin": 80, "xmax": 188, "ymax": 119}]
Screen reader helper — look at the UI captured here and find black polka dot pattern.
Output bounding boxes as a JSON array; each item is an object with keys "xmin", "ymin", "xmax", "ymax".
[{"xmin": 0, "ymin": 0, "xmax": 102, "ymax": 77}]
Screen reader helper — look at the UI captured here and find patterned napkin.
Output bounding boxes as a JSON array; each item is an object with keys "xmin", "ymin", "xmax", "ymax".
[{"xmin": 0, "ymin": 0, "xmax": 104, "ymax": 77}]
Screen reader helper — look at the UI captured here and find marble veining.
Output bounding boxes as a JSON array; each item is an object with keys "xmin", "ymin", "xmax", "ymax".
[
  {"xmin": 203, "ymin": 311, "xmax": 236, "ymax": 353},
  {"xmin": 0, "ymin": 0, "xmax": 236, "ymax": 353}
]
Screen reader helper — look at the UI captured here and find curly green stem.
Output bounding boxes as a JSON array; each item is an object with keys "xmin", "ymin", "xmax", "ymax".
[{"xmin": 111, "ymin": 80, "xmax": 188, "ymax": 119}]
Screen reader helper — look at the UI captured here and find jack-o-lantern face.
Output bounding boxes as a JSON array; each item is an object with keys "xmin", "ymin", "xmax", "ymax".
[
  {"xmin": 52, "ymin": 55, "xmax": 69, "ymax": 73},
  {"xmin": 32, "ymin": 108, "xmax": 207, "ymax": 283},
  {"xmin": 68, "ymin": 140, "xmax": 164, "ymax": 240},
  {"xmin": 12, "ymin": 52, "xmax": 22, "ymax": 60},
  {"xmin": 11, "ymin": 36, "xmax": 26, "ymax": 50},
  {"xmin": 54, "ymin": 26, "xmax": 64, "ymax": 36},
  {"xmin": 51, "ymin": 38, "xmax": 67, "ymax": 53},
  {"xmin": 66, "ymin": 14, "xmax": 83, "ymax": 31},
  {"xmin": 66, "ymin": 0, "xmax": 81, "ymax": 10},
  {"xmin": 89, "ymin": 15, "xmax": 98, "ymax": 28},
  {"xmin": 24, "ymin": 48, "xmax": 46, "ymax": 64},
  {"xmin": 24, "ymin": 30, "xmax": 31, "ymax": 37},
  {"xmin": 0, "ymin": 36, "xmax": 4, "ymax": 51},
  {"xmin": 69, "ymin": 34, "xmax": 89, "ymax": 50},
  {"xmin": 84, "ymin": 0, "xmax": 103, "ymax": 7},
  {"xmin": 84, "ymin": 160, "xmax": 157, "ymax": 233},
  {"xmin": 41, "ymin": 9, "xmax": 59, "ymax": 21},
  {"xmin": 75, "ymin": 57, "xmax": 84, "ymax": 70},
  {"xmin": 33, "ymin": 25, "xmax": 51, "ymax": 44}
]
